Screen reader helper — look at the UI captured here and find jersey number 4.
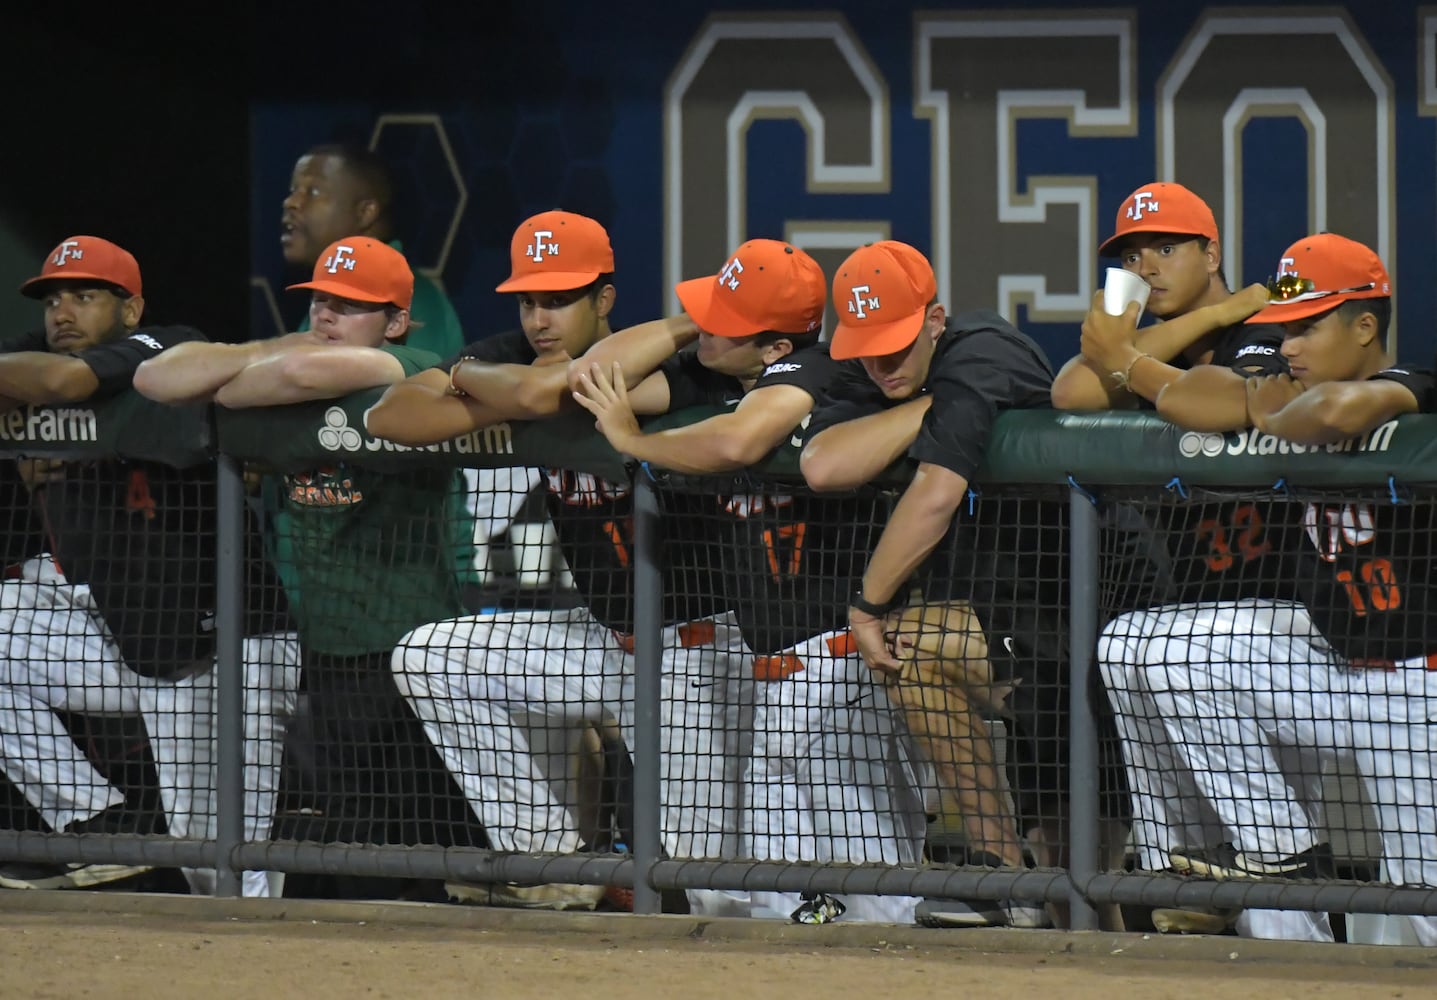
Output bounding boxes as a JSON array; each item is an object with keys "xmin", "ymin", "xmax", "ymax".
[
  {"xmin": 1195, "ymin": 502, "xmax": 1270, "ymax": 571},
  {"xmin": 1305, "ymin": 502, "xmax": 1401, "ymax": 616}
]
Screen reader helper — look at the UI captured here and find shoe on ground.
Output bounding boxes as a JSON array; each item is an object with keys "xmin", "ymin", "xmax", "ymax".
[
  {"xmin": 1152, "ymin": 906, "xmax": 1240, "ymax": 935},
  {"xmin": 0, "ymin": 860, "xmax": 153, "ymax": 891},
  {"xmin": 971, "ymin": 848, "xmax": 1051, "ymax": 929},
  {"xmin": 444, "ymin": 880, "xmax": 605, "ymax": 910},
  {"xmin": 915, "ymin": 896, "xmax": 1006, "ymax": 927},
  {"xmin": 916, "ymin": 847, "xmax": 1051, "ymax": 929},
  {"xmin": 1168, "ymin": 842, "xmax": 1333, "ymax": 881},
  {"xmin": 1002, "ymin": 901, "xmax": 1051, "ymax": 928}
]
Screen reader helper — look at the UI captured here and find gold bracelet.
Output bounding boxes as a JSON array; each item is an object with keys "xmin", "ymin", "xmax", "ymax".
[
  {"xmin": 446, "ymin": 359, "xmax": 470, "ymax": 397},
  {"xmin": 1110, "ymin": 352, "xmax": 1152, "ymax": 392}
]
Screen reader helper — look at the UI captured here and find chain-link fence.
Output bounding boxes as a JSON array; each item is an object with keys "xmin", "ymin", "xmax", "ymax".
[{"xmin": 2, "ymin": 395, "xmax": 1435, "ymax": 942}]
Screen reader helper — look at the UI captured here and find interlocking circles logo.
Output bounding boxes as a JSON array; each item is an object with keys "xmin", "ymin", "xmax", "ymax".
[
  {"xmin": 1178, "ymin": 431, "xmax": 1227, "ymax": 458},
  {"xmin": 318, "ymin": 406, "xmax": 363, "ymax": 451},
  {"xmin": 316, "ymin": 405, "xmax": 514, "ymax": 456}
]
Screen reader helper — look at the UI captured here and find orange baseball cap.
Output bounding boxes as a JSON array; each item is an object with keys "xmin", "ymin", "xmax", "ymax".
[
  {"xmin": 1098, "ymin": 182, "xmax": 1219, "ymax": 257},
  {"xmin": 496, "ymin": 211, "xmax": 614, "ymax": 293},
  {"xmin": 675, "ymin": 239, "xmax": 825, "ymax": 337},
  {"xmin": 828, "ymin": 241, "xmax": 937, "ymax": 361},
  {"xmin": 21, "ymin": 236, "xmax": 142, "ymax": 299},
  {"xmin": 1246, "ymin": 233, "xmax": 1391, "ymax": 325},
  {"xmin": 287, "ymin": 237, "xmax": 414, "ymax": 309}
]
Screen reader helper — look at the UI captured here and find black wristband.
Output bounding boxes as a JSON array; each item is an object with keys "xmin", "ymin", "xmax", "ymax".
[{"xmin": 850, "ymin": 590, "xmax": 900, "ymax": 617}]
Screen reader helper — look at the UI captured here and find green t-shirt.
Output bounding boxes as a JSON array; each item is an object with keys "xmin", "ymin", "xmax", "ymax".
[
  {"xmin": 273, "ymin": 343, "xmax": 466, "ymax": 655},
  {"xmin": 298, "ymin": 240, "xmax": 476, "ymax": 590}
]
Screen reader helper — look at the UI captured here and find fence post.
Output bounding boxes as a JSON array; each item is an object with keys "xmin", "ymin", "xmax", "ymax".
[
  {"xmin": 630, "ymin": 474, "xmax": 664, "ymax": 914},
  {"xmin": 1066, "ymin": 487, "xmax": 1101, "ymax": 929},
  {"xmin": 213, "ymin": 454, "xmax": 246, "ymax": 897}
]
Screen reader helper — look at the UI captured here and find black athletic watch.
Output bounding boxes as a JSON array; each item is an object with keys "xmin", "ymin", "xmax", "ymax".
[{"xmin": 850, "ymin": 590, "xmax": 900, "ymax": 617}]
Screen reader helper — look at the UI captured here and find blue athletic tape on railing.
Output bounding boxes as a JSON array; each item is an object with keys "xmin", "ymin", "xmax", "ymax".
[
  {"xmin": 1271, "ymin": 477, "xmax": 1287, "ymax": 494},
  {"xmin": 1164, "ymin": 476, "xmax": 1189, "ymax": 500},
  {"xmin": 1388, "ymin": 475, "xmax": 1404, "ymax": 505},
  {"xmin": 966, "ymin": 486, "xmax": 981, "ymax": 515},
  {"xmin": 1066, "ymin": 475, "xmax": 1098, "ymax": 506}
]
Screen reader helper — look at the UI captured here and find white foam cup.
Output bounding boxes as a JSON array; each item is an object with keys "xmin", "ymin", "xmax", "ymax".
[{"xmin": 1102, "ymin": 266, "xmax": 1152, "ymax": 319}]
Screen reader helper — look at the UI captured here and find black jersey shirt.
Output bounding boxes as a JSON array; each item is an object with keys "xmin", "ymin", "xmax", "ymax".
[
  {"xmin": 1145, "ymin": 321, "xmax": 1292, "ymax": 606},
  {"xmin": 3, "ymin": 325, "xmax": 287, "ymax": 677},
  {"xmin": 442, "ymin": 332, "xmax": 721, "ymax": 631},
  {"xmin": 1290, "ymin": 367, "xmax": 1437, "ymax": 663},
  {"xmin": 805, "ymin": 311, "xmax": 1062, "ymax": 650},
  {"xmin": 662, "ymin": 344, "xmax": 882, "ymax": 652}
]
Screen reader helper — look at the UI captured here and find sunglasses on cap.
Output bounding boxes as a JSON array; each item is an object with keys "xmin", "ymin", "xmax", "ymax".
[{"xmin": 1265, "ymin": 274, "xmax": 1377, "ymax": 303}]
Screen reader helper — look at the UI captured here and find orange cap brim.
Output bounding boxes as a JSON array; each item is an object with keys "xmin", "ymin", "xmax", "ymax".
[
  {"xmin": 495, "ymin": 271, "xmax": 602, "ymax": 293},
  {"xmin": 1245, "ymin": 289, "xmax": 1386, "ymax": 325},
  {"xmin": 20, "ymin": 272, "xmax": 134, "ymax": 298},
  {"xmin": 828, "ymin": 308, "xmax": 926, "ymax": 361},
  {"xmin": 674, "ymin": 275, "xmax": 766, "ymax": 338},
  {"xmin": 286, "ymin": 278, "xmax": 394, "ymax": 305},
  {"xmin": 1098, "ymin": 224, "xmax": 1214, "ymax": 257}
]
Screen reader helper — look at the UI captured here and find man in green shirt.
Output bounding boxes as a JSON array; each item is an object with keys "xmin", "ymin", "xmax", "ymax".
[{"xmin": 136, "ymin": 237, "xmax": 467, "ymax": 871}]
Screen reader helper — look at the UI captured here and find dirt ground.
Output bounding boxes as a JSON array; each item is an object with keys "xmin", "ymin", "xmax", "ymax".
[{"xmin": 2, "ymin": 908, "xmax": 1435, "ymax": 1000}]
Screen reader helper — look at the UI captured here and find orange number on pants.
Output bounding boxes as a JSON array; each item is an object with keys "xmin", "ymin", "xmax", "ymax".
[
  {"xmin": 1335, "ymin": 557, "xmax": 1402, "ymax": 617},
  {"xmin": 761, "ymin": 522, "xmax": 807, "ymax": 581}
]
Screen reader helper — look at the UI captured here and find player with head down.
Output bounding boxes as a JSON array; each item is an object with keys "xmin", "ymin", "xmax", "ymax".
[
  {"xmin": 800, "ymin": 240, "xmax": 1065, "ymax": 929},
  {"xmin": 573, "ymin": 238, "xmax": 981, "ymax": 923}
]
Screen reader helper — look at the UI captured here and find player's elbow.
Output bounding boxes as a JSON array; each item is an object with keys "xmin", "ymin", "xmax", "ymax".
[
  {"xmin": 800, "ymin": 438, "xmax": 861, "ymax": 492},
  {"xmin": 134, "ymin": 358, "xmax": 195, "ymax": 403},
  {"xmin": 1049, "ymin": 373, "xmax": 1100, "ymax": 412},
  {"xmin": 908, "ymin": 468, "xmax": 967, "ymax": 518},
  {"xmin": 131, "ymin": 358, "xmax": 167, "ymax": 401},
  {"xmin": 1154, "ymin": 385, "xmax": 1206, "ymax": 429},
  {"xmin": 565, "ymin": 357, "xmax": 589, "ymax": 396},
  {"xmin": 34, "ymin": 364, "xmax": 95, "ymax": 404},
  {"xmin": 274, "ymin": 351, "xmax": 333, "ymax": 393},
  {"xmin": 364, "ymin": 387, "xmax": 432, "ymax": 445},
  {"xmin": 1320, "ymin": 385, "xmax": 1393, "ymax": 440},
  {"xmin": 714, "ymin": 431, "xmax": 771, "ymax": 470},
  {"xmin": 363, "ymin": 393, "xmax": 404, "ymax": 441},
  {"xmin": 513, "ymin": 378, "xmax": 560, "ymax": 419},
  {"xmin": 1158, "ymin": 391, "xmax": 1248, "ymax": 433}
]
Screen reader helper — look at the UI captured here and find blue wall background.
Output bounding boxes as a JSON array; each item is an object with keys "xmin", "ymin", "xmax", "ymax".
[{"xmin": 250, "ymin": 0, "xmax": 1436, "ymax": 369}]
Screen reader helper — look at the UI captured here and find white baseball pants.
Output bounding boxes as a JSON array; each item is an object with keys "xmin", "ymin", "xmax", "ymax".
[
  {"xmin": 0, "ymin": 557, "xmax": 301, "ymax": 897},
  {"xmin": 743, "ymin": 629, "xmax": 926, "ymax": 924},
  {"xmin": 1101, "ymin": 599, "xmax": 1437, "ymax": 944},
  {"xmin": 392, "ymin": 607, "xmax": 752, "ymax": 913}
]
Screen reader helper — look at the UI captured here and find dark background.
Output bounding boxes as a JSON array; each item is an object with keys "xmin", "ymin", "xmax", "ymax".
[
  {"xmin": 1, "ymin": 9, "xmax": 248, "ymax": 336},
  {"xmin": 5, "ymin": 3, "xmax": 1434, "ymax": 366},
  {"xmin": 0, "ymin": 2, "xmax": 530, "ymax": 341}
]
